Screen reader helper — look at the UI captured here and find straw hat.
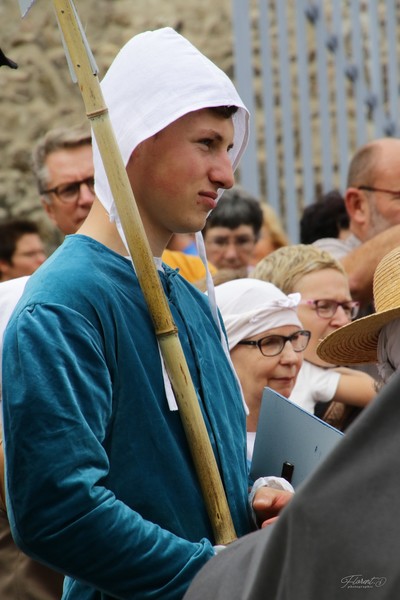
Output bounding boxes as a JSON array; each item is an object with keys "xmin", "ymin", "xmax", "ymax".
[{"xmin": 317, "ymin": 246, "xmax": 400, "ymax": 365}]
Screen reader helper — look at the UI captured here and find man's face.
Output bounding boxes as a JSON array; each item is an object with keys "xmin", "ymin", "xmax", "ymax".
[
  {"xmin": 203, "ymin": 225, "xmax": 257, "ymax": 269},
  {"xmin": 126, "ymin": 108, "xmax": 235, "ymax": 255},
  {"xmin": 353, "ymin": 142, "xmax": 400, "ymax": 240},
  {"xmin": 364, "ymin": 185, "xmax": 400, "ymax": 239},
  {"xmin": 0, "ymin": 234, "xmax": 46, "ymax": 281},
  {"xmin": 42, "ymin": 145, "xmax": 95, "ymax": 235}
]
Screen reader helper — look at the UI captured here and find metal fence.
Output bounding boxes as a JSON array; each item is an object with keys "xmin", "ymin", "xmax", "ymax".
[{"xmin": 231, "ymin": 0, "xmax": 400, "ymax": 242}]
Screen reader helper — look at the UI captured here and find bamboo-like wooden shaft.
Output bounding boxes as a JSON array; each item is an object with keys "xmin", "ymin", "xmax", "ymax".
[{"xmin": 52, "ymin": 0, "xmax": 237, "ymax": 545}]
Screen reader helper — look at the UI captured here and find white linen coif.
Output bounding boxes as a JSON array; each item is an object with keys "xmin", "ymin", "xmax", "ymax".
[
  {"xmin": 215, "ymin": 279, "xmax": 302, "ymax": 351},
  {"xmin": 93, "ymin": 27, "xmax": 249, "ymax": 232}
]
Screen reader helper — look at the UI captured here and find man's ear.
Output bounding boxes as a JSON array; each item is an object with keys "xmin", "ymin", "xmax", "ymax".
[{"xmin": 345, "ymin": 187, "xmax": 369, "ymax": 226}]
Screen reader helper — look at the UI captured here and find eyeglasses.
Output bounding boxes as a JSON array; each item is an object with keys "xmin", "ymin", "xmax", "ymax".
[
  {"xmin": 206, "ymin": 235, "xmax": 256, "ymax": 252},
  {"xmin": 357, "ymin": 186, "xmax": 400, "ymax": 201},
  {"xmin": 237, "ymin": 330, "xmax": 311, "ymax": 357},
  {"xmin": 41, "ymin": 176, "xmax": 95, "ymax": 204},
  {"xmin": 302, "ymin": 299, "xmax": 360, "ymax": 320}
]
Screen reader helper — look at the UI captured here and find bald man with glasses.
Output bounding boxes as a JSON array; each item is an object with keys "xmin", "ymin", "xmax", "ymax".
[{"xmin": 313, "ymin": 138, "xmax": 400, "ymax": 309}]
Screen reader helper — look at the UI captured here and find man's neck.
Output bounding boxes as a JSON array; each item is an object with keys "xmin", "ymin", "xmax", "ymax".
[{"xmin": 78, "ymin": 198, "xmax": 129, "ymax": 256}]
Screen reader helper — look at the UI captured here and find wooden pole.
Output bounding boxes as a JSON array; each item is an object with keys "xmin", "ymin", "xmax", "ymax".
[{"xmin": 51, "ymin": 0, "xmax": 237, "ymax": 545}]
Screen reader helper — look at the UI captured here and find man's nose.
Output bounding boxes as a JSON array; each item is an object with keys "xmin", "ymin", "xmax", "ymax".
[
  {"xmin": 209, "ymin": 155, "xmax": 234, "ymax": 190},
  {"xmin": 223, "ymin": 241, "xmax": 240, "ymax": 259},
  {"xmin": 77, "ymin": 182, "xmax": 95, "ymax": 205}
]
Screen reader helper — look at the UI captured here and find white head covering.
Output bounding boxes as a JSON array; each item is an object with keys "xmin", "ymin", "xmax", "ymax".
[
  {"xmin": 93, "ymin": 27, "xmax": 249, "ymax": 230},
  {"xmin": 215, "ymin": 279, "xmax": 302, "ymax": 351}
]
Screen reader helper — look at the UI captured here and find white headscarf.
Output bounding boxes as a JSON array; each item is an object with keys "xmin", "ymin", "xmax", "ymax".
[
  {"xmin": 215, "ymin": 279, "xmax": 302, "ymax": 351},
  {"xmin": 377, "ymin": 320, "xmax": 400, "ymax": 384},
  {"xmin": 93, "ymin": 27, "xmax": 249, "ymax": 232}
]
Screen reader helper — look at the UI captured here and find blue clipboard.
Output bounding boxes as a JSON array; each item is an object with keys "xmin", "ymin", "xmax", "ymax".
[{"xmin": 250, "ymin": 387, "xmax": 344, "ymax": 489}]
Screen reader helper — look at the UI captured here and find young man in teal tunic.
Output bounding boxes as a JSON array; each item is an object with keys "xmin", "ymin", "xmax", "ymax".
[{"xmin": 2, "ymin": 28, "xmax": 292, "ymax": 599}]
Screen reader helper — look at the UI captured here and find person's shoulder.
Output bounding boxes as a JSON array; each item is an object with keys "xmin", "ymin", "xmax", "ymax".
[
  {"xmin": 13, "ymin": 236, "xmax": 136, "ymax": 315},
  {"xmin": 312, "ymin": 237, "xmax": 349, "ymax": 259},
  {"xmin": 312, "ymin": 234, "xmax": 361, "ymax": 259},
  {"xmin": 39, "ymin": 235, "xmax": 132, "ymax": 285}
]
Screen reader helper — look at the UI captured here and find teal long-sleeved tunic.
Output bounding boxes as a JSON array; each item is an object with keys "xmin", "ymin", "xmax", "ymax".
[{"xmin": 2, "ymin": 235, "xmax": 253, "ymax": 600}]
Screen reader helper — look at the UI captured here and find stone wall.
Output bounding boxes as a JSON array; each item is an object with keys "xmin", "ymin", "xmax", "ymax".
[
  {"xmin": 1, "ymin": 1, "xmax": 398, "ymax": 245},
  {"xmin": 0, "ymin": 0, "xmax": 233, "ymax": 242}
]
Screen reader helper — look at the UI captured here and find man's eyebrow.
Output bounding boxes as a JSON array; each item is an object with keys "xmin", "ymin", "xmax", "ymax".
[{"xmin": 199, "ymin": 129, "xmax": 234, "ymax": 148}]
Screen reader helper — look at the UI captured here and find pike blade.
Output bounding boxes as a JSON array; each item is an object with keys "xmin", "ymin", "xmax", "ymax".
[{"xmin": 18, "ymin": 0, "xmax": 36, "ymax": 18}]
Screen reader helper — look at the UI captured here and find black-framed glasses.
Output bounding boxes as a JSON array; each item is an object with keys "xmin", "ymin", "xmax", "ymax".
[
  {"xmin": 237, "ymin": 330, "xmax": 311, "ymax": 357},
  {"xmin": 302, "ymin": 299, "xmax": 360, "ymax": 320},
  {"xmin": 357, "ymin": 186, "xmax": 400, "ymax": 200},
  {"xmin": 41, "ymin": 176, "xmax": 95, "ymax": 204}
]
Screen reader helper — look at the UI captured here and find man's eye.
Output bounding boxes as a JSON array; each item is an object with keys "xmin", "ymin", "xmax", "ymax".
[
  {"xmin": 199, "ymin": 138, "xmax": 213, "ymax": 147},
  {"xmin": 60, "ymin": 184, "xmax": 78, "ymax": 197},
  {"xmin": 213, "ymin": 238, "xmax": 228, "ymax": 246}
]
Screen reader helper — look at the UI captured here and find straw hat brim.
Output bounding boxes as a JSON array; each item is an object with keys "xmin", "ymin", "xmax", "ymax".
[{"xmin": 317, "ymin": 306, "xmax": 400, "ymax": 365}]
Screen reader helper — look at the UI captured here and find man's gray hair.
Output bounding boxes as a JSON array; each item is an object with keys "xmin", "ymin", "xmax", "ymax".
[{"xmin": 31, "ymin": 122, "xmax": 92, "ymax": 199}]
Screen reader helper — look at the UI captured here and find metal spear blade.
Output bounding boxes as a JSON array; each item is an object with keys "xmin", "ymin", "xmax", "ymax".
[{"xmin": 18, "ymin": 0, "xmax": 37, "ymax": 18}]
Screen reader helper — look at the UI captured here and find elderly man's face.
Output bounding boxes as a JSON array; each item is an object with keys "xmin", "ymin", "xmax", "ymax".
[
  {"xmin": 126, "ymin": 108, "xmax": 235, "ymax": 255},
  {"xmin": 42, "ymin": 145, "xmax": 95, "ymax": 235},
  {"xmin": 349, "ymin": 140, "xmax": 400, "ymax": 241}
]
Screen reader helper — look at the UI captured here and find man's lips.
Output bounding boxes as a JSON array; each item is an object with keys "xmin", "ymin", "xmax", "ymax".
[{"xmin": 198, "ymin": 191, "xmax": 218, "ymax": 210}]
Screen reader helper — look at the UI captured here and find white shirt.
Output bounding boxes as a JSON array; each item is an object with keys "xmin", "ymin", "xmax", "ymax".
[
  {"xmin": 0, "ymin": 276, "xmax": 29, "ymax": 405},
  {"xmin": 289, "ymin": 360, "xmax": 340, "ymax": 414}
]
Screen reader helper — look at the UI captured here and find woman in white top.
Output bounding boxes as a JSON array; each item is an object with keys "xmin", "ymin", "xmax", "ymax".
[{"xmin": 251, "ymin": 244, "xmax": 376, "ymax": 426}]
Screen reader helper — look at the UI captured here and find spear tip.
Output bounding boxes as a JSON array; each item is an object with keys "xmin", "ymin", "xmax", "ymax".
[{"xmin": 18, "ymin": 0, "xmax": 36, "ymax": 18}]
